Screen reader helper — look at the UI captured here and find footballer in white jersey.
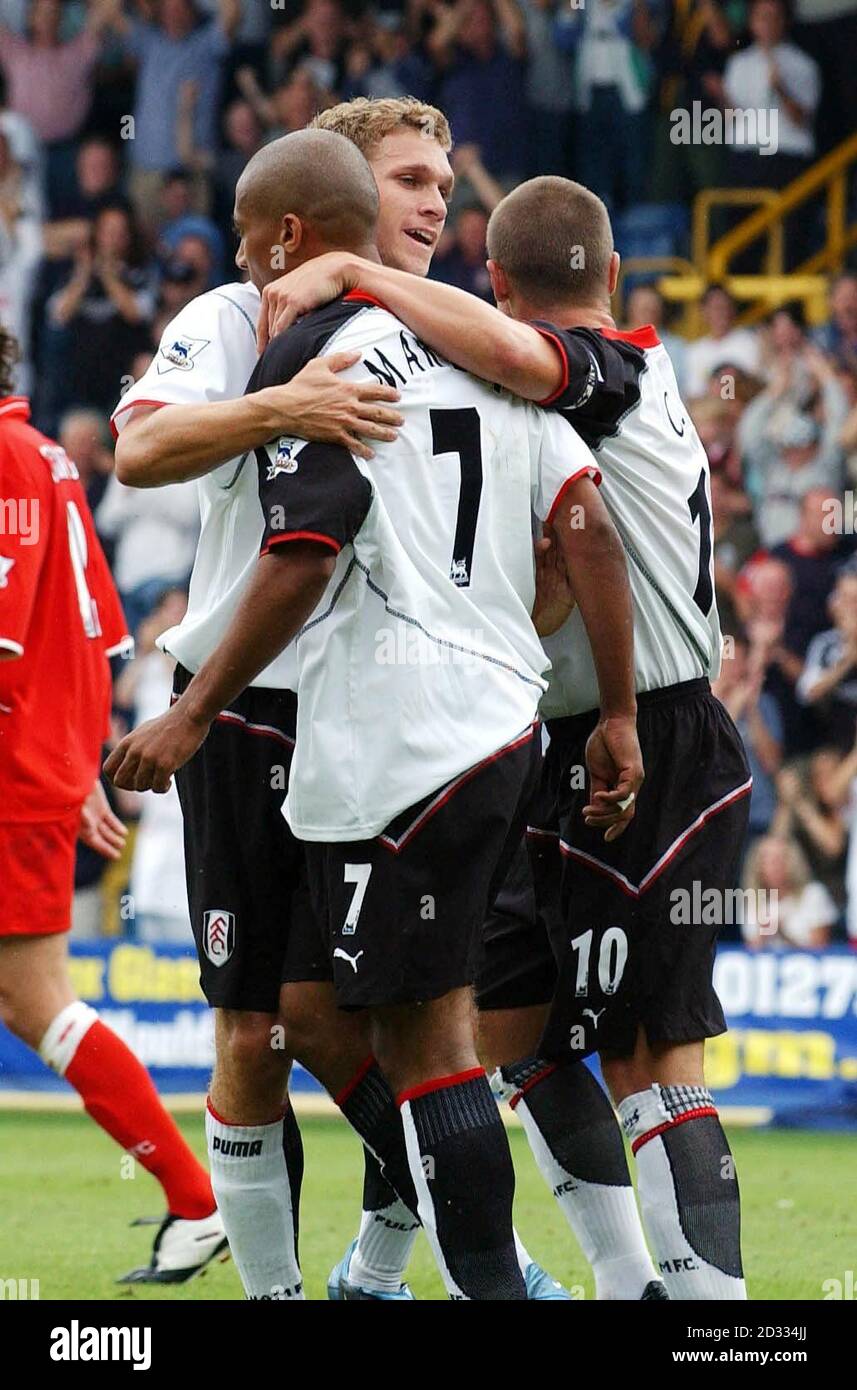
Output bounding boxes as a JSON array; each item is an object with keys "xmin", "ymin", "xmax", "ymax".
[
  {"xmin": 108, "ymin": 131, "xmax": 642, "ymax": 1303},
  {"xmin": 111, "ymin": 281, "xmax": 298, "ymax": 693},
  {"xmin": 281, "ymin": 174, "xmax": 752, "ymax": 1301},
  {"xmin": 249, "ymin": 295, "xmax": 599, "ymax": 847},
  {"xmin": 109, "ymin": 281, "xmax": 321, "ymax": 1018}
]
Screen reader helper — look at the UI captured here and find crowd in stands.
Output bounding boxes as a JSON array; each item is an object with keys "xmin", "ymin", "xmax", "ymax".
[{"xmin": 1, "ymin": 0, "xmax": 856, "ymax": 949}]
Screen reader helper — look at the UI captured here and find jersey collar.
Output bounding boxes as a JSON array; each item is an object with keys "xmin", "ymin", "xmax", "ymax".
[
  {"xmin": 599, "ymin": 325, "xmax": 661, "ymax": 348},
  {"xmin": 0, "ymin": 396, "xmax": 31, "ymax": 421}
]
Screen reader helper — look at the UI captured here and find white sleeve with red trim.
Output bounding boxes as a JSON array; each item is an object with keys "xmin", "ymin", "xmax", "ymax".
[
  {"xmin": 110, "ymin": 283, "xmax": 260, "ymax": 437},
  {"xmin": 0, "ymin": 440, "xmax": 50, "ymax": 657},
  {"xmin": 528, "ymin": 405, "xmax": 602, "ymax": 526}
]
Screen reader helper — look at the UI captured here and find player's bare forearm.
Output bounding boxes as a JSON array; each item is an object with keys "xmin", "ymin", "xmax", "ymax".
[
  {"xmin": 261, "ymin": 254, "xmax": 563, "ymax": 400},
  {"xmin": 114, "ymin": 393, "xmax": 285, "ymax": 487},
  {"xmin": 552, "ymin": 480, "xmax": 636, "ymax": 719},
  {"xmin": 352, "ymin": 262, "xmax": 562, "ymax": 399},
  {"xmin": 551, "ymin": 480, "xmax": 641, "ymax": 840},
  {"xmin": 104, "ymin": 546, "xmax": 333, "ymax": 792},
  {"xmin": 116, "ymin": 355, "xmax": 402, "ymax": 486}
]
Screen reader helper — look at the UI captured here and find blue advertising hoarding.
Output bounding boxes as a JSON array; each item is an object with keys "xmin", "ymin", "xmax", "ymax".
[{"xmin": 1, "ymin": 942, "xmax": 856, "ymax": 1128}]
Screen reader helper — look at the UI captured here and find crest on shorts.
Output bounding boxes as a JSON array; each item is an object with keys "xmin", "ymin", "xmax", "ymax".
[{"xmin": 203, "ymin": 910, "xmax": 235, "ymax": 966}]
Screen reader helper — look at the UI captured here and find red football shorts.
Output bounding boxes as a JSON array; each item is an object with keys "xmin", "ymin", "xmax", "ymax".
[{"xmin": 0, "ymin": 812, "xmax": 80, "ymax": 936}]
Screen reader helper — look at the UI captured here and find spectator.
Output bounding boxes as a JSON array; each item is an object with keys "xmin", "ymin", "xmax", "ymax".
[
  {"xmin": 653, "ymin": 0, "xmax": 744, "ymax": 198},
  {"xmin": 823, "ymin": 727, "xmax": 857, "ymax": 944},
  {"xmin": 685, "ymin": 286, "xmax": 761, "ymax": 397},
  {"xmin": 711, "ymin": 470, "xmax": 760, "ymax": 633},
  {"xmin": 113, "ymin": 589, "xmax": 191, "ymax": 943},
  {"xmin": 114, "ymin": 0, "xmax": 242, "ymax": 231},
  {"xmin": 735, "ymin": 555, "xmax": 806, "ymax": 753},
  {"xmin": 48, "ymin": 203, "xmax": 156, "ymax": 417},
  {"xmin": 758, "ymin": 303, "xmax": 815, "ymax": 408},
  {"xmin": 0, "ymin": 0, "xmax": 120, "ymax": 213},
  {"xmin": 449, "ymin": 142, "xmax": 505, "ymax": 215},
  {"xmin": 792, "ymin": 0, "xmax": 857, "ymax": 153},
  {"xmin": 169, "ymin": 231, "xmax": 216, "ymax": 289},
  {"xmin": 771, "ymin": 487, "xmax": 855, "ymax": 659},
  {"xmin": 196, "ymin": 0, "xmax": 271, "ymax": 88},
  {"xmin": 155, "ymin": 168, "xmax": 224, "ymax": 281},
  {"xmin": 0, "ymin": 125, "xmax": 41, "ymax": 391},
  {"xmin": 713, "ymin": 630, "xmax": 784, "ymax": 855},
  {"xmin": 41, "ymin": 138, "xmax": 123, "ymax": 264},
  {"xmin": 690, "ymin": 396, "xmax": 747, "ymax": 500},
  {"xmin": 517, "ymin": 0, "xmax": 575, "ymax": 177},
  {"xmin": 58, "ymin": 406, "xmax": 115, "ymax": 517},
  {"xmin": 796, "ymin": 569, "xmax": 857, "ymax": 748},
  {"xmin": 214, "ymin": 97, "xmax": 261, "ymax": 223},
  {"xmin": 556, "ymin": 0, "xmax": 663, "ymax": 211},
  {"xmin": 95, "ymin": 461, "xmax": 199, "ymax": 637},
  {"xmin": 236, "ymin": 66, "xmax": 330, "ymax": 144},
  {"xmin": 625, "ymin": 284, "xmax": 687, "ymax": 393},
  {"xmin": 155, "ymin": 250, "xmax": 210, "ymax": 323},
  {"xmin": 341, "ymin": 14, "xmax": 431, "ymax": 102},
  {"xmin": 270, "ymin": 0, "xmax": 350, "ymax": 93},
  {"xmin": 813, "ymin": 272, "xmax": 857, "ymax": 375},
  {"xmin": 839, "ymin": 368, "xmax": 857, "ymax": 485},
  {"xmin": 431, "ymin": 0, "xmax": 529, "ymax": 183},
  {"xmin": 739, "ymin": 346, "xmax": 847, "ymax": 548},
  {"xmin": 431, "ymin": 205, "xmax": 493, "ymax": 300},
  {"xmin": 742, "ymin": 834, "xmax": 838, "ymax": 949},
  {"xmin": 722, "ymin": 0, "xmax": 821, "ymax": 186},
  {"xmin": 0, "ymin": 69, "xmax": 42, "ymax": 199},
  {"xmin": 772, "ymin": 751, "xmax": 849, "ymax": 912}
]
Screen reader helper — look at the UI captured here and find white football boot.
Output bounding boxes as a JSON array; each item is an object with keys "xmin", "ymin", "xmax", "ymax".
[{"xmin": 117, "ymin": 1209, "xmax": 229, "ymax": 1284}]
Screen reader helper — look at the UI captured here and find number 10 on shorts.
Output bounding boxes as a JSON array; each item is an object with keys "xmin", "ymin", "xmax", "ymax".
[
  {"xmin": 569, "ymin": 927, "xmax": 628, "ymax": 997},
  {"xmin": 342, "ymin": 863, "xmax": 372, "ymax": 935}
]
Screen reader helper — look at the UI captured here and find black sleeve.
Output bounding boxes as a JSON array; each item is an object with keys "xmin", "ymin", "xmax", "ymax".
[
  {"xmin": 248, "ymin": 306, "xmax": 372, "ymax": 555},
  {"xmin": 256, "ymin": 438, "xmax": 372, "ymax": 557},
  {"xmin": 530, "ymin": 322, "xmax": 646, "ymax": 450}
]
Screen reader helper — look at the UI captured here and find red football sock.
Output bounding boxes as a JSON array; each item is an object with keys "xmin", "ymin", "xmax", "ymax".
[{"xmin": 63, "ymin": 1018, "xmax": 215, "ymax": 1219}]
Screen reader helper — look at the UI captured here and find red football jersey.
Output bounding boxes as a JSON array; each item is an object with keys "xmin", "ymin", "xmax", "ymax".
[{"xmin": 0, "ymin": 397, "xmax": 132, "ymax": 822}]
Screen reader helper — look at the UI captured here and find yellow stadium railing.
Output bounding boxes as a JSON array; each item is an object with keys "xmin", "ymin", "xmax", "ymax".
[
  {"xmin": 623, "ymin": 132, "xmax": 857, "ymax": 336},
  {"xmin": 705, "ymin": 131, "xmax": 857, "ymax": 326}
]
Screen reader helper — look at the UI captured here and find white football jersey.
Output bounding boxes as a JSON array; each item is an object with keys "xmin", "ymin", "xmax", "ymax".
[
  {"xmin": 249, "ymin": 295, "xmax": 599, "ymax": 841},
  {"xmin": 110, "ymin": 281, "xmax": 298, "ymax": 690},
  {"xmin": 534, "ymin": 324, "xmax": 723, "ymax": 718}
]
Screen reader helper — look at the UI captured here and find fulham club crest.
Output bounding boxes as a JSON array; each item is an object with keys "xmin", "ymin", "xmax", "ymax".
[{"xmin": 203, "ymin": 910, "xmax": 235, "ymax": 966}]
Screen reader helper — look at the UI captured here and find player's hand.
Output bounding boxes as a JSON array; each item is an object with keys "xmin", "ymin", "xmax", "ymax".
[
  {"xmin": 262, "ymin": 351, "xmax": 403, "ymax": 460},
  {"xmin": 103, "ymin": 706, "xmax": 210, "ymax": 794},
  {"xmin": 257, "ymin": 252, "xmax": 361, "ymax": 352},
  {"xmin": 583, "ymin": 715, "xmax": 644, "ymax": 842},
  {"xmin": 531, "ymin": 524, "xmax": 576, "ymax": 636},
  {"xmin": 79, "ymin": 779, "xmax": 127, "ymax": 860}
]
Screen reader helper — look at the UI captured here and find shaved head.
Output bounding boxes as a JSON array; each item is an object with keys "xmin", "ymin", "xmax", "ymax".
[{"xmin": 236, "ymin": 128, "xmax": 379, "ymax": 248}]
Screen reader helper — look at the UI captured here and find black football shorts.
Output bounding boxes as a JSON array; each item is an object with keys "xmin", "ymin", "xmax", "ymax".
[
  {"xmin": 476, "ymin": 680, "xmax": 751, "ymax": 1060},
  {"xmin": 305, "ymin": 724, "xmax": 542, "ymax": 1009},
  {"xmin": 173, "ymin": 665, "xmax": 329, "ymax": 1012}
]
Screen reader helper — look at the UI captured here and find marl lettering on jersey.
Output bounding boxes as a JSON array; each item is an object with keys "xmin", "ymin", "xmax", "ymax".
[{"xmin": 361, "ymin": 331, "xmax": 449, "ymax": 389}]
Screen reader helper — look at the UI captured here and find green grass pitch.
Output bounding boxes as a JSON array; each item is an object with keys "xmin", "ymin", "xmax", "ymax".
[{"xmin": 0, "ymin": 1110, "xmax": 854, "ymax": 1301}]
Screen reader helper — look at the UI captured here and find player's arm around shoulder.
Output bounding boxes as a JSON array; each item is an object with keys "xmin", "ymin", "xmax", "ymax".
[
  {"xmin": 532, "ymin": 409, "xmax": 642, "ymax": 839},
  {"xmin": 114, "ymin": 293, "xmax": 403, "ymax": 487},
  {"xmin": 112, "ymin": 287, "xmax": 260, "ymax": 487}
]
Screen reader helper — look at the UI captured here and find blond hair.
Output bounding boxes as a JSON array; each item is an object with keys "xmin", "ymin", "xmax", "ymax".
[
  {"xmin": 310, "ymin": 96, "xmax": 452, "ymax": 158},
  {"xmin": 743, "ymin": 835, "xmax": 812, "ymax": 897}
]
